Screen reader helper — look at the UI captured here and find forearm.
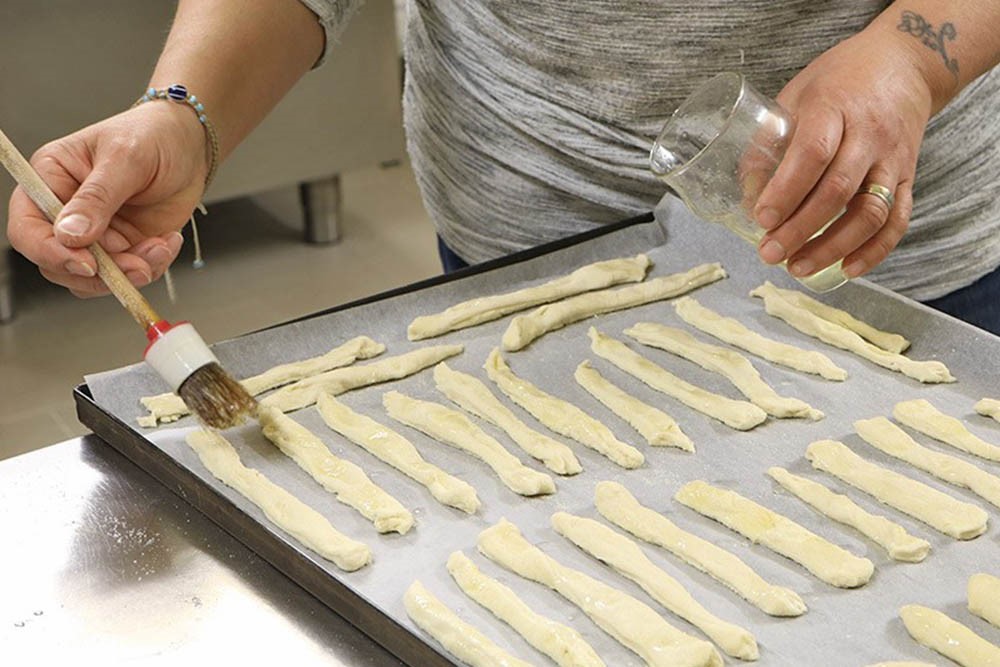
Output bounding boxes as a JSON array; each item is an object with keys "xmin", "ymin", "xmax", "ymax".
[
  {"xmin": 150, "ymin": 0, "xmax": 325, "ymax": 159},
  {"xmin": 866, "ymin": 1, "xmax": 1000, "ymax": 114}
]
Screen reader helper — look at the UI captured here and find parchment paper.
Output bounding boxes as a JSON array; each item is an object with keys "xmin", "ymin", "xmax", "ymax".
[{"xmin": 87, "ymin": 196, "xmax": 1000, "ymax": 666}]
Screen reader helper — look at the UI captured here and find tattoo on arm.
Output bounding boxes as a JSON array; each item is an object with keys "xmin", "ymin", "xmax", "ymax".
[{"xmin": 897, "ymin": 11, "xmax": 959, "ymax": 79}]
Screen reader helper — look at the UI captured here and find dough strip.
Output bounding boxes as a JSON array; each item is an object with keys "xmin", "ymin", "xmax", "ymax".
[
  {"xmin": 976, "ymin": 398, "xmax": 1000, "ymax": 424},
  {"xmin": 894, "ymin": 398, "xmax": 1000, "ymax": 463},
  {"xmin": 969, "ymin": 573, "xmax": 1000, "ymax": 629},
  {"xmin": 478, "ymin": 519, "xmax": 723, "ymax": 667},
  {"xmin": 259, "ymin": 406, "xmax": 414, "ymax": 534},
  {"xmin": 186, "ymin": 429, "xmax": 371, "ymax": 571},
  {"xmin": 900, "ymin": 604, "xmax": 1000, "ymax": 666},
  {"xmin": 383, "ymin": 391, "xmax": 555, "ymax": 496},
  {"xmin": 316, "ymin": 393, "xmax": 480, "ymax": 514},
  {"xmin": 675, "ymin": 480, "xmax": 874, "ymax": 588},
  {"xmin": 407, "ymin": 253, "xmax": 651, "ymax": 340},
  {"xmin": 589, "ymin": 328, "xmax": 767, "ymax": 431},
  {"xmin": 595, "ymin": 481, "xmax": 806, "ymax": 617},
  {"xmin": 501, "ymin": 262, "xmax": 727, "ymax": 351},
  {"xmin": 806, "ymin": 439, "xmax": 988, "ymax": 539},
  {"xmin": 484, "ymin": 348, "xmax": 644, "ymax": 469}
]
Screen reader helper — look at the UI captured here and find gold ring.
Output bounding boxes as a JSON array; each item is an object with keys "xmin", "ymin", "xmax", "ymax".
[{"xmin": 856, "ymin": 183, "xmax": 895, "ymax": 210}]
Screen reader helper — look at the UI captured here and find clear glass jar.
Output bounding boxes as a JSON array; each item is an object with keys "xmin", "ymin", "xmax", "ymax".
[{"xmin": 650, "ymin": 72, "xmax": 848, "ymax": 293}]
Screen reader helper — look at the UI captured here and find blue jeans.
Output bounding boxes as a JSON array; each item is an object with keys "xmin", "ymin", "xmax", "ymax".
[
  {"xmin": 924, "ymin": 263, "xmax": 1000, "ymax": 336},
  {"xmin": 437, "ymin": 236, "xmax": 470, "ymax": 274}
]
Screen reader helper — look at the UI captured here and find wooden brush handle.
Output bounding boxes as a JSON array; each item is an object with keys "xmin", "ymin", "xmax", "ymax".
[{"xmin": 0, "ymin": 128, "xmax": 162, "ymax": 330}]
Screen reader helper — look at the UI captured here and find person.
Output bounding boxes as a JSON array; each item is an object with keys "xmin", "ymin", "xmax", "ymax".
[{"xmin": 7, "ymin": 1, "xmax": 1000, "ymax": 332}]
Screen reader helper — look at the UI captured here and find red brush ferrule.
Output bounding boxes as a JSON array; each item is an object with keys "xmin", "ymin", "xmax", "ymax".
[{"xmin": 145, "ymin": 320, "xmax": 189, "ymax": 354}]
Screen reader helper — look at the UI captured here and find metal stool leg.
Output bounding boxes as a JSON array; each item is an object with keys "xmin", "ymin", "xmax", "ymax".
[{"xmin": 300, "ymin": 174, "xmax": 342, "ymax": 245}]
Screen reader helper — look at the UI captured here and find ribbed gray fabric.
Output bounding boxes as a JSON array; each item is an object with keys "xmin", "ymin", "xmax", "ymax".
[{"xmin": 309, "ymin": 0, "xmax": 1000, "ymax": 301}]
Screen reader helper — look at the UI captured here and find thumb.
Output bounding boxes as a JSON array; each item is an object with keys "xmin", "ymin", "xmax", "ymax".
[{"xmin": 53, "ymin": 159, "xmax": 147, "ymax": 248}]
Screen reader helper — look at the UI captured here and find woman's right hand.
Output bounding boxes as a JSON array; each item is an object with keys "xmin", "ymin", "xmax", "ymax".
[{"xmin": 6, "ymin": 101, "xmax": 210, "ymax": 297}]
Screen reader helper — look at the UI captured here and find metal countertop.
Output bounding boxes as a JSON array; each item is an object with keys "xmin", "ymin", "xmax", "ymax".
[{"xmin": 0, "ymin": 435, "xmax": 404, "ymax": 666}]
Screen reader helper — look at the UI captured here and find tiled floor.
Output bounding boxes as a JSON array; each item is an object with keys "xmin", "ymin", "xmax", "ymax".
[{"xmin": 0, "ymin": 162, "xmax": 439, "ymax": 460}]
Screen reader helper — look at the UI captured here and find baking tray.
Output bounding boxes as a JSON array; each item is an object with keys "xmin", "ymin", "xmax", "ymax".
[{"xmin": 76, "ymin": 196, "xmax": 1000, "ymax": 666}]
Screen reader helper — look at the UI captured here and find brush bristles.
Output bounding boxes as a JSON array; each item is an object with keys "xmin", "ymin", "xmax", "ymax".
[{"xmin": 178, "ymin": 362, "xmax": 258, "ymax": 429}]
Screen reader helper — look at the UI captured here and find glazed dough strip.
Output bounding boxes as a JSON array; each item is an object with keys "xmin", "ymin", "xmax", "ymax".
[
  {"xmin": 484, "ymin": 348, "xmax": 645, "ymax": 469},
  {"xmin": 447, "ymin": 551, "xmax": 606, "ymax": 667},
  {"xmin": 751, "ymin": 282, "xmax": 954, "ymax": 383},
  {"xmin": 589, "ymin": 329, "xmax": 767, "ymax": 431},
  {"xmin": 672, "ymin": 296, "xmax": 847, "ymax": 380},
  {"xmin": 260, "ymin": 344, "xmax": 464, "ymax": 413},
  {"xmin": 625, "ymin": 322, "xmax": 823, "ymax": 420},
  {"xmin": 478, "ymin": 519, "xmax": 723, "ymax": 667},
  {"xmin": 900, "ymin": 604, "xmax": 1000, "ymax": 666},
  {"xmin": 766, "ymin": 467, "xmax": 930, "ymax": 562},
  {"xmin": 855, "ymin": 416, "xmax": 1000, "ymax": 510},
  {"xmin": 894, "ymin": 399, "xmax": 1000, "ymax": 463},
  {"xmin": 138, "ymin": 335, "xmax": 386, "ymax": 426},
  {"xmin": 433, "ymin": 362, "xmax": 582, "ymax": 475},
  {"xmin": 969, "ymin": 573, "xmax": 1000, "ymax": 629},
  {"xmin": 763, "ymin": 282, "xmax": 911, "ymax": 353},
  {"xmin": 574, "ymin": 360, "xmax": 694, "ymax": 451},
  {"xmin": 407, "ymin": 253, "xmax": 652, "ymax": 340},
  {"xmin": 258, "ymin": 406, "xmax": 414, "ymax": 534},
  {"xmin": 595, "ymin": 481, "xmax": 806, "ymax": 617},
  {"xmin": 404, "ymin": 580, "xmax": 534, "ymax": 667},
  {"xmin": 977, "ymin": 398, "xmax": 1000, "ymax": 424},
  {"xmin": 501, "ymin": 262, "xmax": 727, "ymax": 351},
  {"xmin": 316, "ymin": 393, "xmax": 480, "ymax": 514},
  {"xmin": 186, "ymin": 429, "xmax": 371, "ymax": 571},
  {"xmin": 806, "ymin": 439, "xmax": 988, "ymax": 540},
  {"xmin": 675, "ymin": 480, "xmax": 874, "ymax": 588},
  {"xmin": 552, "ymin": 512, "xmax": 759, "ymax": 661},
  {"xmin": 383, "ymin": 391, "xmax": 555, "ymax": 496}
]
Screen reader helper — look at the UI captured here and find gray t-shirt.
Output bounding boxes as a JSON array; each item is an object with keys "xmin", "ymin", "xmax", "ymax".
[{"xmin": 305, "ymin": 0, "xmax": 1000, "ymax": 301}]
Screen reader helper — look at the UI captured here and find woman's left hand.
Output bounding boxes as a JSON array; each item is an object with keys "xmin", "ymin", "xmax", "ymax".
[{"xmin": 752, "ymin": 27, "xmax": 935, "ymax": 279}]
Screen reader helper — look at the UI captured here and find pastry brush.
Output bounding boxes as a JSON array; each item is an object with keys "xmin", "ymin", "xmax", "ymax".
[{"xmin": 0, "ymin": 128, "xmax": 256, "ymax": 429}]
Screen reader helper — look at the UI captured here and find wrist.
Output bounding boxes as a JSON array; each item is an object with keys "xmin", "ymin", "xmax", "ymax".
[{"xmin": 134, "ymin": 85, "xmax": 218, "ymax": 188}]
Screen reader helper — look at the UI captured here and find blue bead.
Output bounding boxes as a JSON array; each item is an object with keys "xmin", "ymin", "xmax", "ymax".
[
  {"xmin": 194, "ymin": 103, "xmax": 204, "ymax": 112},
  {"xmin": 166, "ymin": 84, "xmax": 188, "ymax": 102},
  {"xmin": 198, "ymin": 115, "xmax": 207, "ymax": 124},
  {"xmin": 147, "ymin": 87, "xmax": 156, "ymax": 97},
  {"xmin": 189, "ymin": 95, "xmax": 197, "ymax": 104}
]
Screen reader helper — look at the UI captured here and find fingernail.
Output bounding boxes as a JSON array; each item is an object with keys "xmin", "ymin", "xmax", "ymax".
[
  {"xmin": 65, "ymin": 260, "xmax": 96, "ymax": 277},
  {"xmin": 127, "ymin": 269, "xmax": 152, "ymax": 286},
  {"xmin": 169, "ymin": 232, "xmax": 185, "ymax": 247},
  {"xmin": 56, "ymin": 214, "xmax": 91, "ymax": 238},
  {"xmin": 789, "ymin": 259, "xmax": 815, "ymax": 277},
  {"xmin": 843, "ymin": 259, "xmax": 866, "ymax": 278},
  {"xmin": 756, "ymin": 207, "xmax": 781, "ymax": 230},
  {"xmin": 146, "ymin": 245, "xmax": 172, "ymax": 265},
  {"xmin": 759, "ymin": 239, "xmax": 786, "ymax": 264}
]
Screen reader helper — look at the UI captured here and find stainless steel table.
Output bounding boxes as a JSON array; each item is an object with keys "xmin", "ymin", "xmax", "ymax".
[{"xmin": 0, "ymin": 435, "xmax": 405, "ymax": 665}]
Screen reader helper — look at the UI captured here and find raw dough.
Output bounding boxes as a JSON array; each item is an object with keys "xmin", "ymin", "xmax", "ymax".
[
  {"xmin": 806, "ymin": 439, "xmax": 988, "ymax": 540},
  {"xmin": 407, "ymin": 254, "xmax": 651, "ymax": 340},
  {"xmin": 316, "ymin": 393, "xmax": 480, "ymax": 514},
  {"xmin": 595, "ymin": 481, "xmax": 806, "ymax": 617},
  {"xmin": 383, "ymin": 391, "xmax": 555, "ymax": 496},
  {"xmin": 186, "ymin": 429, "xmax": 371, "ymax": 571},
  {"xmin": 502, "ymin": 263, "xmax": 727, "ymax": 351},
  {"xmin": 258, "ymin": 406, "xmax": 414, "ymax": 534},
  {"xmin": 675, "ymin": 480, "xmax": 874, "ymax": 588},
  {"xmin": 589, "ymin": 328, "xmax": 768, "ymax": 431},
  {"xmin": 404, "ymin": 580, "xmax": 534, "ymax": 667},
  {"xmin": 552, "ymin": 512, "xmax": 759, "ymax": 661},
  {"xmin": 484, "ymin": 348, "xmax": 644, "ymax": 469},
  {"xmin": 478, "ymin": 519, "xmax": 723, "ymax": 667},
  {"xmin": 762, "ymin": 283, "xmax": 911, "ymax": 353},
  {"xmin": 261, "ymin": 344, "xmax": 464, "ymax": 413},
  {"xmin": 894, "ymin": 398, "xmax": 1000, "ymax": 463},
  {"xmin": 574, "ymin": 360, "xmax": 694, "ymax": 451},
  {"xmin": 976, "ymin": 398, "xmax": 1000, "ymax": 423},
  {"xmin": 673, "ymin": 296, "xmax": 847, "ymax": 381},
  {"xmin": 969, "ymin": 573, "xmax": 1000, "ymax": 629},
  {"xmin": 865, "ymin": 662, "xmax": 936, "ymax": 666},
  {"xmin": 767, "ymin": 467, "xmax": 930, "ymax": 562},
  {"xmin": 626, "ymin": 322, "xmax": 823, "ymax": 420},
  {"xmin": 447, "ymin": 551, "xmax": 606, "ymax": 667},
  {"xmin": 900, "ymin": 604, "xmax": 1000, "ymax": 666},
  {"xmin": 434, "ymin": 362, "xmax": 582, "ymax": 475},
  {"xmin": 855, "ymin": 416, "xmax": 1000, "ymax": 510},
  {"xmin": 751, "ymin": 282, "xmax": 955, "ymax": 384},
  {"xmin": 138, "ymin": 336, "xmax": 385, "ymax": 426}
]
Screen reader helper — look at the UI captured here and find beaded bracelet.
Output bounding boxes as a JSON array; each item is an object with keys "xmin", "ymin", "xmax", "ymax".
[{"xmin": 132, "ymin": 84, "xmax": 221, "ymax": 188}]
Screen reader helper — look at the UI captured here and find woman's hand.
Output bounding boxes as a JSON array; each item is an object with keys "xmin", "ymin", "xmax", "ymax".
[
  {"xmin": 752, "ymin": 27, "xmax": 936, "ymax": 279},
  {"xmin": 6, "ymin": 102, "xmax": 209, "ymax": 297}
]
